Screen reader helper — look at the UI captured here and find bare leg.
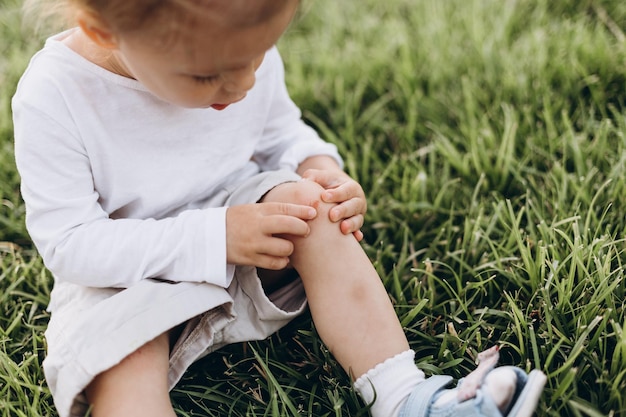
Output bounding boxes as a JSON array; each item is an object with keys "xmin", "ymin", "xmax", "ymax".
[
  {"xmin": 262, "ymin": 180, "xmax": 409, "ymax": 379},
  {"xmin": 262, "ymin": 180, "xmax": 532, "ymax": 416},
  {"xmin": 85, "ymin": 332, "xmax": 176, "ymax": 417},
  {"xmin": 82, "ymin": 179, "xmax": 522, "ymax": 417}
]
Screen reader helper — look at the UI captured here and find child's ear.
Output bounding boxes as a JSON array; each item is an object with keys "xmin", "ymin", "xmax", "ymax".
[{"xmin": 76, "ymin": 10, "xmax": 118, "ymax": 49}]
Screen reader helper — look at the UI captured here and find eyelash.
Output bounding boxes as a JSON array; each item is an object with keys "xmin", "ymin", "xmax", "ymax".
[{"xmin": 192, "ymin": 75, "xmax": 219, "ymax": 85}]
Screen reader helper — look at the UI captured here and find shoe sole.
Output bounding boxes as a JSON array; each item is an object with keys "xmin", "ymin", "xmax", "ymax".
[{"xmin": 507, "ymin": 370, "xmax": 547, "ymax": 417}]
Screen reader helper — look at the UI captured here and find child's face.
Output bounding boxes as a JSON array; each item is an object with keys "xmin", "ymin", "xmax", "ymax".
[{"xmin": 112, "ymin": 1, "xmax": 298, "ymax": 109}]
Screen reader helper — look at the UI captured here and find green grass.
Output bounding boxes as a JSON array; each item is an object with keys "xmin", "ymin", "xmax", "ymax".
[{"xmin": 2, "ymin": 0, "xmax": 626, "ymax": 415}]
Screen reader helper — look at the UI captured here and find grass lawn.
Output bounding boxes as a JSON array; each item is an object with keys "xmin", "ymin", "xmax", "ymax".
[{"xmin": 2, "ymin": 0, "xmax": 626, "ymax": 415}]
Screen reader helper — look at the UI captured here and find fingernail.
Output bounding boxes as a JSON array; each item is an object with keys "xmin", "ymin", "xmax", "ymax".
[{"xmin": 307, "ymin": 208, "xmax": 317, "ymax": 217}]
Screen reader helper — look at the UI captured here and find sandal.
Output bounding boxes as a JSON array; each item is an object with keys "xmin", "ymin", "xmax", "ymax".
[{"xmin": 398, "ymin": 346, "xmax": 547, "ymax": 417}]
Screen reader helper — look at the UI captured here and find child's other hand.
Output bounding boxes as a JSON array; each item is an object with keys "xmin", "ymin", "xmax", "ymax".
[
  {"xmin": 301, "ymin": 169, "xmax": 366, "ymax": 241},
  {"xmin": 226, "ymin": 203, "xmax": 317, "ymax": 270}
]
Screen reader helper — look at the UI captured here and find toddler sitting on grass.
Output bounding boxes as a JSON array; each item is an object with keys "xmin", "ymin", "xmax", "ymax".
[{"xmin": 13, "ymin": 0, "xmax": 546, "ymax": 416}]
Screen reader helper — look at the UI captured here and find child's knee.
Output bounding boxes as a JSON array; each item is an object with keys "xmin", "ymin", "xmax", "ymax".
[{"xmin": 268, "ymin": 179, "xmax": 334, "ymax": 216}]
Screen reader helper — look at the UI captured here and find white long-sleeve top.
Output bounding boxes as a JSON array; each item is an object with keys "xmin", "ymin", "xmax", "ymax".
[{"xmin": 13, "ymin": 31, "xmax": 341, "ymax": 290}]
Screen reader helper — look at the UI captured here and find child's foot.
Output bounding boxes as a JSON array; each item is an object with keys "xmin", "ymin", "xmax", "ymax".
[{"xmin": 398, "ymin": 347, "xmax": 547, "ymax": 417}]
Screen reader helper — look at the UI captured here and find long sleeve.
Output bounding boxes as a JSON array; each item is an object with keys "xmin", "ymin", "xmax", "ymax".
[
  {"xmin": 13, "ymin": 103, "xmax": 229, "ymax": 288},
  {"xmin": 251, "ymin": 48, "xmax": 343, "ymax": 172}
]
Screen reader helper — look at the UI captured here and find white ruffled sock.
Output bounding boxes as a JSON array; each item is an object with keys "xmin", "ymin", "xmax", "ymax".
[{"xmin": 353, "ymin": 350, "xmax": 425, "ymax": 417}]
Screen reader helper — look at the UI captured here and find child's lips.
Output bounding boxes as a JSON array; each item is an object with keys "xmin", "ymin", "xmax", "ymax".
[{"xmin": 210, "ymin": 94, "xmax": 246, "ymax": 110}]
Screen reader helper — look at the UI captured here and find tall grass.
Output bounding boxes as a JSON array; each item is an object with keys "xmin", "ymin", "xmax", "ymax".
[{"xmin": 2, "ymin": 0, "xmax": 626, "ymax": 415}]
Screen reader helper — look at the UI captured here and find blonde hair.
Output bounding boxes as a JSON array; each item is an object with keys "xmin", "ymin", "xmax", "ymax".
[
  {"xmin": 23, "ymin": 0, "xmax": 297, "ymax": 41},
  {"xmin": 22, "ymin": 0, "xmax": 178, "ymax": 38},
  {"xmin": 22, "ymin": 0, "xmax": 73, "ymax": 34}
]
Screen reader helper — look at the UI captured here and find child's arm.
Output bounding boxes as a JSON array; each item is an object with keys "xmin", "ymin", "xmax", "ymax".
[
  {"xmin": 13, "ymin": 100, "xmax": 315, "ymax": 288},
  {"xmin": 251, "ymin": 48, "xmax": 343, "ymax": 173},
  {"xmin": 297, "ymin": 155, "xmax": 367, "ymax": 241},
  {"xmin": 249, "ymin": 50, "xmax": 365, "ymax": 239}
]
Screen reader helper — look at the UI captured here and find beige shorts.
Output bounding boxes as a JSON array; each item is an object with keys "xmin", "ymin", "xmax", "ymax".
[{"xmin": 43, "ymin": 169, "xmax": 307, "ymax": 417}]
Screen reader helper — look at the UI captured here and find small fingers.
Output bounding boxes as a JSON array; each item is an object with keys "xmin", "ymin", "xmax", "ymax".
[
  {"xmin": 257, "ymin": 202, "xmax": 317, "ymax": 237},
  {"xmin": 253, "ymin": 237, "xmax": 295, "ymax": 270},
  {"xmin": 339, "ymin": 214, "xmax": 364, "ymax": 235},
  {"xmin": 322, "ymin": 183, "xmax": 367, "ymax": 215},
  {"xmin": 301, "ymin": 169, "xmax": 340, "ymax": 189},
  {"xmin": 321, "ymin": 183, "xmax": 351, "ymax": 203},
  {"xmin": 256, "ymin": 254, "xmax": 291, "ymax": 270},
  {"xmin": 263, "ymin": 202, "xmax": 317, "ymax": 220},
  {"xmin": 262, "ymin": 237, "xmax": 295, "ymax": 258},
  {"xmin": 329, "ymin": 198, "xmax": 367, "ymax": 223},
  {"xmin": 261, "ymin": 214, "xmax": 311, "ymax": 237}
]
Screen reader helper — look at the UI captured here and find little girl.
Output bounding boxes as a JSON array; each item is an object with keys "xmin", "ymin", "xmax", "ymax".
[{"xmin": 13, "ymin": 0, "xmax": 546, "ymax": 416}]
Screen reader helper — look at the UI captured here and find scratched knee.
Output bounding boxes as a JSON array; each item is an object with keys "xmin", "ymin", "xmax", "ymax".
[{"xmin": 267, "ymin": 180, "xmax": 335, "ymax": 221}]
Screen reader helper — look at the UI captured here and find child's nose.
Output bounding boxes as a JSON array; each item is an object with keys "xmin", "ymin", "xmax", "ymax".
[{"xmin": 222, "ymin": 65, "xmax": 256, "ymax": 94}]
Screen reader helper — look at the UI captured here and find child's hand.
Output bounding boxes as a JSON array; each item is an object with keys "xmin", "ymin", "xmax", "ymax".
[
  {"xmin": 226, "ymin": 203, "xmax": 317, "ymax": 269},
  {"xmin": 301, "ymin": 169, "xmax": 367, "ymax": 241}
]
